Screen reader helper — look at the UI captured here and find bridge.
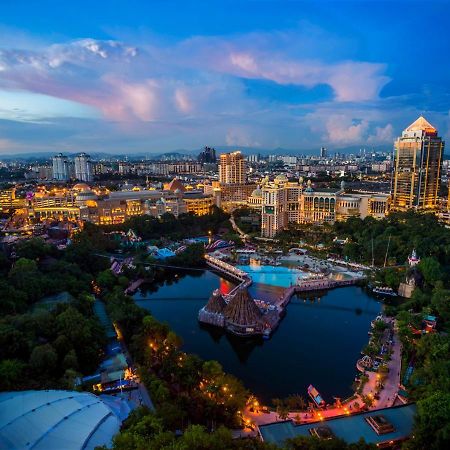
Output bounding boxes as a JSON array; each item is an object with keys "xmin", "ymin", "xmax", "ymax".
[{"xmin": 204, "ymin": 254, "xmax": 252, "ymax": 300}]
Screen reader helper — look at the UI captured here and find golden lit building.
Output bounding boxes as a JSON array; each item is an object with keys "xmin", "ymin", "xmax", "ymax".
[
  {"xmin": 261, "ymin": 178, "xmax": 391, "ymax": 238},
  {"xmin": 219, "ymin": 151, "xmax": 246, "ymax": 184},
  {"xmin": 183, "ymin": 192, "xmax": 215, "ymax": 216},
  {"xmin": 392, "ymin": 116, "xmax": 444, "ymax": 210}
]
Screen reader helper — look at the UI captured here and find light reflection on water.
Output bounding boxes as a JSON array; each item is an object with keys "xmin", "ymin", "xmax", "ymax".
[{"xmin": 133, "ymin": 270, "xmax": 381, "ymax": 403}]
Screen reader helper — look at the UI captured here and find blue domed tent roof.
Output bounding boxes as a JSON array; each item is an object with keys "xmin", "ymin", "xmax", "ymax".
[{"xmin": 0, "ymin": 390, "xmax": 125, "ymax": 450}]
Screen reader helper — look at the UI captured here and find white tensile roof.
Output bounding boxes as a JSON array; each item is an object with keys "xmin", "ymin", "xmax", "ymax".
[{"xmin": 0, "ymin": 390, "xmax": 122, "ymax": 450}]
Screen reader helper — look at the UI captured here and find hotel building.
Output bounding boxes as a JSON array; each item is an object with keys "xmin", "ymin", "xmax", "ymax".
[
  {"xmin": 259, "ymin": 177, "xmax": 390, "ymax": 238},
  {"xmin": 392, "ymin": 116, "xmax": 444, "ymax": 210},
  {"xmin": 219, "ymin": 151, "xmax": 246, "ymax": 184}
]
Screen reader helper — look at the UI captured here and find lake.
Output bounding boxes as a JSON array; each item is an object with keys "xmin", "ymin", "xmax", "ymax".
[{"xmin": 133, "ymin": 270, "xmax": 382, "ymax": 404}]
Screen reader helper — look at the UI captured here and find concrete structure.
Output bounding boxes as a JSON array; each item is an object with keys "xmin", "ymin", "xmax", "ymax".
[
  {"xmin": 74, "ymin": 152, "xmax": 93, "ymax": 182},
  {"xmin": 259, "ymin": 404, "xmax": 416, "ymax": 448},
  {"xmin": 392, "ymin": 116, "xmax": 444, "ymax": 210},
  {"xmin": 0, "ymin": 390, "xmax": 131, "ymax": 449},
  {"xmin": 183, "ymin": 191, "xmax": 215, "ymax": 215},
  {"xmin": 260, "ymin": 177, "xmax": 390, "ymax": 238},
  {"xmin": 219, "ymin": 151, "xmax": 246, "ymax": 184},
  {"xmin": 52, "ymin": 153, "xmax": 70, "ymax": 181},
  {"xmin": 0, "ymin": 188, "xmax": 25, "ymax": 210}
]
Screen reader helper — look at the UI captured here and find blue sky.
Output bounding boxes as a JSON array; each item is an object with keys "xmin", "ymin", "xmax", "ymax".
[{"xmin": 0, "ymin": 0, "xmax": 449, "ymax": 154}]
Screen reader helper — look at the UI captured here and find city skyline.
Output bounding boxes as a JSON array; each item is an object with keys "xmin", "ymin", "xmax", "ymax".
[{"xmin": 1, "ymin": 0, "xmax": 450, "ymax": 155}]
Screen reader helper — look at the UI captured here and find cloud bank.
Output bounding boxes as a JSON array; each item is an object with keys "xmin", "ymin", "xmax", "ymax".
[{"xmin": 0, "ymin": 27, "xmax": 445, "ymax": 153}]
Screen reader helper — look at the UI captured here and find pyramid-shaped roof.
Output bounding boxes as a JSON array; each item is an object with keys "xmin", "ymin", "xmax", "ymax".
[
  {"xmin": 204, "ymin": 289, "xmax": 227, "ymax": 314},
  {"xmin": 405, "ymin": 116, "xmax": 436, "ymax": 133},
  {"xmin": 223, "ymin": 287, "xmax": 262, "ymax": 326},
  {"xmin": 165, "ymin": 178, "xmax": 186, "ymax": 192}
]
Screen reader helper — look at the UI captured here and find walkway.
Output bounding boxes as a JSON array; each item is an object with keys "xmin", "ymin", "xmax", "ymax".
[
  {"xmin": 361, "ymin": 319, "xmax": 402, "ymax": 409},
  {"xmin": 246, "ymin": 319, "xmax": 402, "ymax": 428},
  {"xmin": 229, "ymin": 213, "xmax": 249, "ymax": 240},
  {"xmin": 113, "ymin": 323, "xmax": 156, "ymax": 412}
]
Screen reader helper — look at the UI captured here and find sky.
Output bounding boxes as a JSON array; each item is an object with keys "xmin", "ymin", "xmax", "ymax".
[{"xmin": 0, "ymin": 0, "xmax": 449, "ymax": 155}]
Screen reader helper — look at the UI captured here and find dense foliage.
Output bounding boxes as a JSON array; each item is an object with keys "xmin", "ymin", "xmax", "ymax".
[
  {"xmin": 278, "ymin": 211, "xmax": 450, "ymax": 268},
  {"xmin": 0, "ymin": 237, "xmax": 108, "ymax": 391},
  {"xmin": 105, "ymin": 206, "xmax": 230, "ymax": 241},
  {"xmin": 279, "ymin": 211, "xmax": 450, "ymax": 449},
  {"xmin": 2, "ymin": 210, "xmax": 450, "ymax": 448}
]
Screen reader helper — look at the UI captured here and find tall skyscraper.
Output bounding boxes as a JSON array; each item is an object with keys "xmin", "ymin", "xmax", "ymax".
[
  {"xmin": 219, "ymin": 151, "xmax": 246, "ymax": 184},
  {"xmin": 198, "ymin": 146, "xmax": 217, "ymax": 164},
  {"xmin": 320, "ymin": 147, "xmax": 327, "ymax": 158},
  {"xmin": 74, "ymin": 152, "xmax": 93, "ymax": 182},
  {"xmin": 52, "ymin": 153, "xmax": 70, "ymax": 181},
  {"xmin": 392, "ymin": 116, "xmax": 444, "ymax": 210}
]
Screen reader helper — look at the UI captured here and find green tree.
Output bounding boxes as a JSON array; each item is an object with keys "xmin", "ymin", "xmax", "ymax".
[
  {"xmin": 29, "ymin": 343, "xmax": 58, "ymax": 373},
  {"xmin": 418, "ymin": 257, "xmax": 443, "ymax": 287},
  {"xmin": 406, "ymin": 392, "xmax": 450, "ymax": 450},
  {"xmin": 0, "ymin": 359, "xmax": 25, "ymax": 390}
]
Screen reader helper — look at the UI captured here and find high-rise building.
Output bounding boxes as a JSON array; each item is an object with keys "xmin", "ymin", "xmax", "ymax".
[
  {"xmin": 198, "ymin": 146, "xmax": 217, "ymax": 164},
  {"xmin": 320, "ymin": 147, "xmax": 327, "ymax": 158},
  {"xmin": 219, "ymin": 151, "xmax": 246, "ymax": 184},
  {"xmin": 74, "ymin": 153, "xmax": 93, "ymax": 182},
  {"xmin": 392, "ymin": 116, "xmax": 444, "ymax": 210},
  {"xmin": 52, "ymin": 153, "xmax": 70, "ymax": 181},
  {"xmin": 247, "ymin": 154, "xmax": 260, "ymax": 163},
  {"xmin": 259, "ymin": 177, "xmax": 390, "ymax": 238}
]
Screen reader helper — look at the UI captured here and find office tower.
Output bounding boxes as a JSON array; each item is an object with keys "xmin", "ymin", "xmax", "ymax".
[
  {"xmin": 198, "ymin": 146, "xmax": 217, "ymax": 164},
  {"xmin": 52, "ymin": 153, "xmax": 70, "ymax": 181},
  {"xmin": 74, "ymin": 152, "xmax": 93, "ymax": 182},
  {"xmin": 219, "ymin": 151, "xmax": 246, "ymax": 184},
  {"xmin": 392, "ymin": 116, "xmax": 444, "ymax": 210},
  {"xmin": 320, "ymin": 147, "xmax": 327, "ymax": 158}
]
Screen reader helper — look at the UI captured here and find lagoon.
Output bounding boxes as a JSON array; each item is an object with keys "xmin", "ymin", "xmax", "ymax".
[{"xmin": 133, "ymin": 270, "xmax": 381, "ymax": 404}]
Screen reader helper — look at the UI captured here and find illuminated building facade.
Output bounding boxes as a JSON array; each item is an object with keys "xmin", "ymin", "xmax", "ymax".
[
  {"xmin": 392, "ymin": 116, "xmax": 444, "ymax": 210},
  {"xmin": 260, "ymin": 178, "xmax": 390, "ymax": 238},
  {"xmin": 219, "ymin": 151, "xmax": 246, "ymax": 184},
  {"xmin": 183, "ymin": 192, "xmax": 215, "ymax": 216},
  {"xmin": 0, "ymin": 188, "xmax": 26, "ymax": 210}
]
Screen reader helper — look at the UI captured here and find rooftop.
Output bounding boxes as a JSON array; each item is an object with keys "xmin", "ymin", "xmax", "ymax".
[
  {"xmin": 405, "ymin": 116, "xmax": 436, "ymax": 133},
  {"xmin": 259, "ymin": 404, "xmax": 416, "ymax": 446},
  {"xmin": 0, "ymin": 390, "xmax": 126, "ymax": 450}
]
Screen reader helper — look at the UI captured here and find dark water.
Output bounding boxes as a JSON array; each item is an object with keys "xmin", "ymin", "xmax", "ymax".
[{"xmin": 133, "ymin": 270, "xmax": 382, "ymax": 404}]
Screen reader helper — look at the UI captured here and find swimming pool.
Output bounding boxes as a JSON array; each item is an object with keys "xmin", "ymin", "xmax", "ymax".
[{"xmin": 236, "ymin": 264, "xmax": 308, "ymax": 287}]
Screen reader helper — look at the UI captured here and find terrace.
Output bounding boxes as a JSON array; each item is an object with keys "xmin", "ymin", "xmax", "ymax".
[{"xmin": 258, "ymin": 404, "xmax": 416, "ymax": 447}]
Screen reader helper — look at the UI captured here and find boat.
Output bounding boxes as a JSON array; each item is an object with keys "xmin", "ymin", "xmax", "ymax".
[
  {"xmin": 372, "ymin": 286, "xmax": 397, "ymax": 297},
  {"xmin": 307, "ymin": 384, "xmax": 326, "ymax": 408}
]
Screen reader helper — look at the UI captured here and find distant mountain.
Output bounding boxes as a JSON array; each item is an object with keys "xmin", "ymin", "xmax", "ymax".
[{"xmin": 0, "ymin": 144, "xmax": 405, "ymax": 162}]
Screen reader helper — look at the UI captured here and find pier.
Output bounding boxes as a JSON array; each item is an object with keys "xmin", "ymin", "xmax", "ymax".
[{"xmin": 275, "ymin": 277, "xmax": 360, "ymax": 308}]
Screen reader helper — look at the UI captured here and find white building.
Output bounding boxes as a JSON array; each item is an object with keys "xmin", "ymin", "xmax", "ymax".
[
  {"xmin": 52, "ymin": 153, "xmax": 70, "ymax": 181},
  {"xmin": 74, "ymin": 152, "xmax": 93, "ymax": 182}
]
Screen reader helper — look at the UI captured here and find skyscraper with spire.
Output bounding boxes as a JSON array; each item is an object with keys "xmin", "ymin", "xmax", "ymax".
[{"xmin": 392, "ymin": 116, "xmax": 444, "ymax": 210}]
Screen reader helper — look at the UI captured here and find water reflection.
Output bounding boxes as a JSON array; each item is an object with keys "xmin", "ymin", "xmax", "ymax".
[{"xmin": 134, "ymin": 269, "xmax": 382, "ymax": 403}]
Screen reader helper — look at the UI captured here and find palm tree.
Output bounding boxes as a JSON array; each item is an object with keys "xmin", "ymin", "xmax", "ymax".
[{"xmin": 277, "ymin": 404, "xmax": 290, "ymax": 421}]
